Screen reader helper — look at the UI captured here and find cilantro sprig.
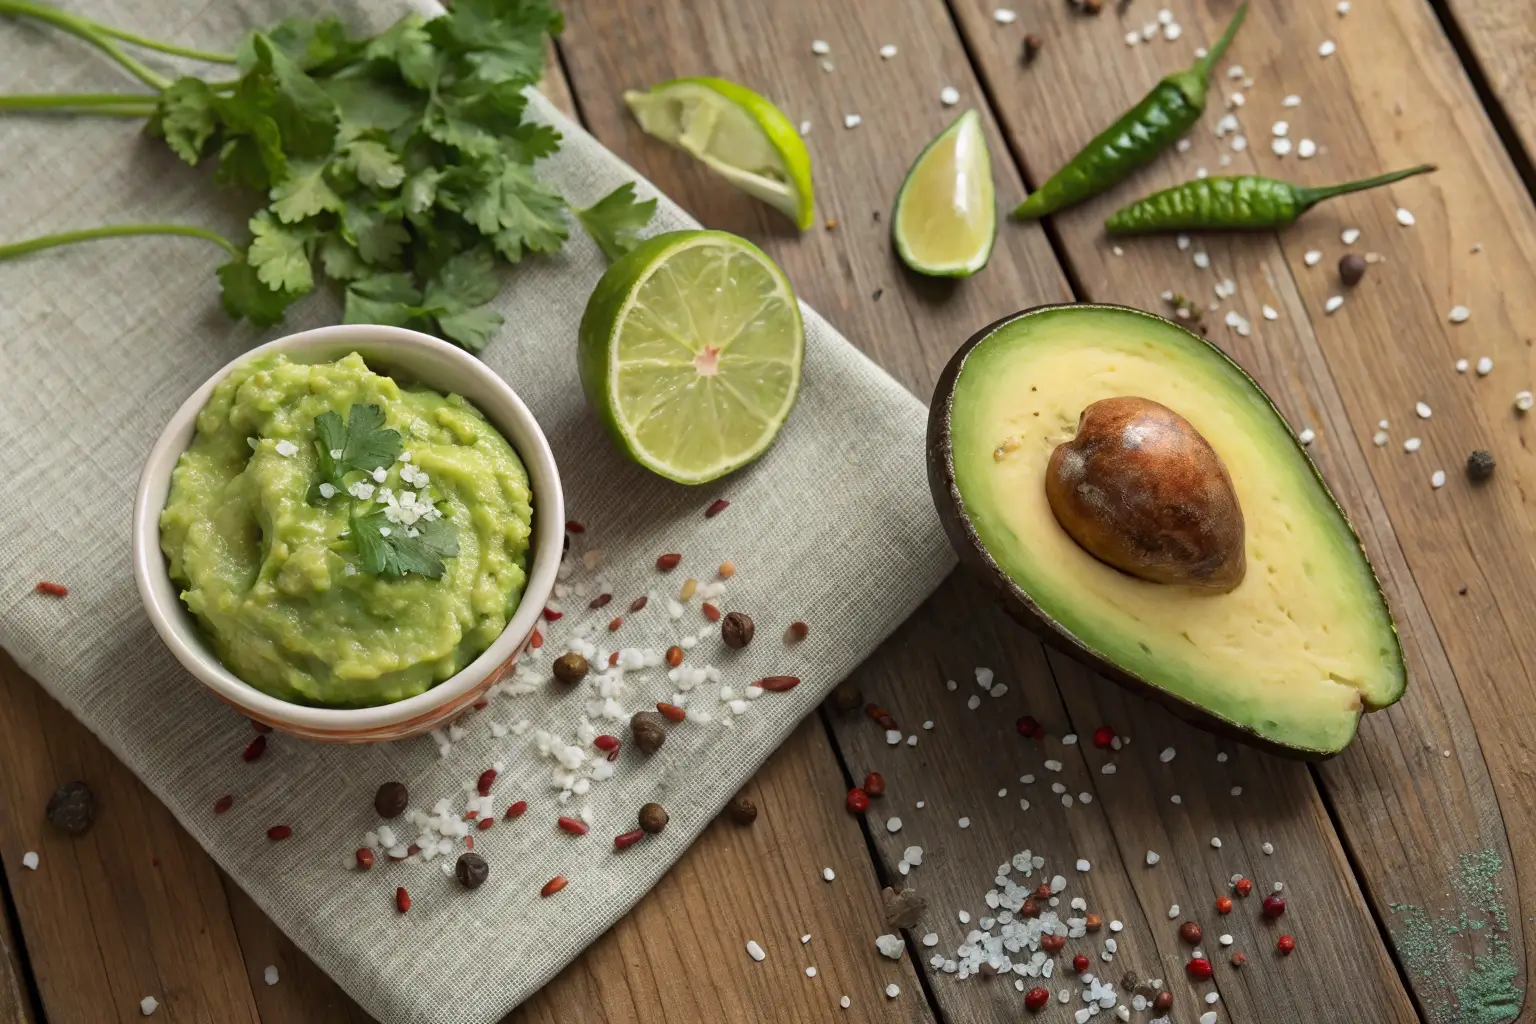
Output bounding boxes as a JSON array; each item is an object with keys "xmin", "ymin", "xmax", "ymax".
[
  {"xmin": 352, "ymin": 510, "xmax": 459, "ymax": 580},
  {"xmin": 0, "ymin": 0, "xmax": 655, "ymax": 352},
  {"xmin": 309, "ymin": 402, "xmax": 400, "ymax": 501}
]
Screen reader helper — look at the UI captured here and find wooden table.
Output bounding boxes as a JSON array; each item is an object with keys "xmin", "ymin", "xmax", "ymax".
[{"xmin": 4, "ymin": 0, "xmax": 1536, "ymax": 1020}]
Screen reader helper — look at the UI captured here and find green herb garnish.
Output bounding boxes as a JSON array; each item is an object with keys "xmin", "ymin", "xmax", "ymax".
[
  {"xmin": 351, "ymin": 508, "xmax": 459, "ymax": 580},
  {"xmin": 309, "ymin": 403, "xmax": 401, "ymax": 501},
  {"xmin": 0, "ymin": 0, "xmax": 655, "ymax": 352}
]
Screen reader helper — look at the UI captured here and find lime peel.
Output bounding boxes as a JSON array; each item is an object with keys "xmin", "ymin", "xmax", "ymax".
[{"xmin": 892, "ymin": 109, "xmax": 997, "ymax": 277}]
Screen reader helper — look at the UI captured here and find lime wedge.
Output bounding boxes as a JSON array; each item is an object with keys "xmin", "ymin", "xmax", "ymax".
[
  {"xmin": 892, "ymin": 109, "xmax": 996, "ymax": 277},
  {"xmin": 624, "ymin": 77, "xmax": 815, "ymax": 231},
  {"xmin": 578, "ymin": 230, "xmax": 805, "ymax": 485}
]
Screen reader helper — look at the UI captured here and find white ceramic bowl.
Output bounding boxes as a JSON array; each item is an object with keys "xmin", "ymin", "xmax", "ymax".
[{"xmin": 133, "ymin": 324, "xmax": 564, "ymax": 743}]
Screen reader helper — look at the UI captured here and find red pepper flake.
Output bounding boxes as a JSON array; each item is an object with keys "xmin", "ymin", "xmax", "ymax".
[
  {"xmin": 629, "ymin": 595, "xmax": 648, "ymax": 612},
  {"xmin": 395, "ymin": 886, "xmax": 411, "ymax": 913},
  {"xmin": 465, "ymin": 835, "xmax": 474, "ymax": 851},
  {"xmin": 608, "ymin": 616, "xmax": 623, "ymax": 632},
  {"xmin": 1025, "ymin": 987, "xmax": 1050, "ymax": 1012},
  {"xmin": 863, "ymin": 771, "xmax": 885, "ymax": 797},
  {"xmin": 1072, "ymin": 953, "xmax": 1090, "ymax": 974},
  {"xmin": 266, "ymin": 824, "xmax": 292, "ymax": 841},
  {"xmin": 464, "ymin": 810, "xmax": 480, "ymax": 821},
  {"xmin": 356, "ymin": 848, "xmax": 375, "ymax": 870},
  {"xmin": 655, "ymin": 553, "xmax": 682, "ymax": 572},
  {"xmin": 701, "ymin": 602, "xmax": 721, "ymax": 622},
  {"xmin": 1234, "ymin": 877, "xmax": 1253, "ymax": 897},
  {"xmin": 614, "ymin": 828, "xmax": 645, "ymax": 850},
  {"xmin": 1216, "ymin": 895, "xmax": 1233, "ymax": 915},
  {"xmin": 540, "ymin": 876, "xmax": 567, "ymax": 898},
  {"xmin": 656, "ymin": 702, "xmax": 687, "ymax": 723},
  {"xmin": 1016, "ymin": 715, "xmax": 1042, "ymax": 738},
  {"xmin": 608, "ymin": 651, "xmax": 620, "ymax": 667},
  {"xmin": 1186, "ymin": 957, "xmax": 1213, "ymax": 980},
  {"xmin": 704, "ymin": 499, "xmax": 730, "ymax": 518},
  {"xmin": 606, "ymin": 745, "xmax": 621, "ymax": 763},
  {"xmin": 1262, "ymin": 894, "xmax": 1286, "ymax": 919},
  {"xmin": 477, "ymin": 817, "xmax": 495, "ymax": 832},
  {"xmin": 213, "ymin": 794, "xmax": 234, "ymax": 814},
  {"xmin": 1039, "ymin": 934, "xmax": 1066, "ymax": 953},
  {"xmin": 476, "ymin": 768, "xmax": 498, "ymax": 796},
  {"xmin": 846, "ymin": 787, "xmax": 870, "ymax": 814},
  {"xmin": 865, "ymin": 703, "xmax": 899, "ymax": 730},
  {"xmin": 505, "ymin": 800, "xmax": 528, "ymax": 820},
  {"xmin": 565, "ymin": 520, "xmax": 586, "ymax": 534},
  {"xmin": 543, "ymin": 607, "xmax": 563, "ymax": 622},
  {"xmin": 557, "ymin": 816, "xmax": 589, "ymax": 836},
  {"xmin": 1277, "ymin": 934, "xmax": 1296, "ymax": 956},
  {"xmin": 756, "ymin": 675, "xmax": 800, "ymax": 692},
  {"xmin": 589, "ymin": 593, "xmax": 612, "ymax": 609},
  {"xmin": 530, "ymin": 628, "xmax": 543, "ymax": 650},
  {"xmin": 785, "ymin": 620, "xmax": 809, "ymax": 643},
  {"xmin": 1230, "ymin": 950, "xmax": 1248, "ymax": 968},
  {"xmin": 1091, "ymin": 725, "xmax": 1114, "ymax": 748},
  {"xmin": 250, "ymin": 718, "xmax": 272, "ymax": 734},
  {"xmin": 34, "ymin": 581, "xmax": 68, "ymax": 597},
  {"xmin": 242, "ymin": 735, "xmax": 267, "ymax": 762},
  {"xmin": 665, "ymin": 645, "xmax": 683, "ymax": 667},
  {"xmin": 593, "ymin": 735, "xmax": 620, "ymax": 752},
  {"xmin": 471, "ymin": 699, "xmax": 488, "ymax": 711}
]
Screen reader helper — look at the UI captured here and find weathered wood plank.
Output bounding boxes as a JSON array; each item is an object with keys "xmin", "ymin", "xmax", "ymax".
[
  {"xmin": 1437, "ymin": 0, "xmax": 1536, "ymax": 167},
  {"xmin": 0, "ymin": 652, "xmax": 262, "ymax": 1024},
  {"xmin": 949, "ymin": 0, "xmax": 1528, "ymax": 1018},
  {"xmin": 558, "ymin": 0, "xmax": 1421, "ymax": 1019},
  {"xmin": 0, "ymin": 868, "xmax": 38, "ymax": 1024}
]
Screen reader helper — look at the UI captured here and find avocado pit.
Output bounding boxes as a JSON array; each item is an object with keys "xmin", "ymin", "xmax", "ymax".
[{"xmin": 1045, "ymin": 396, "xmax": 1245, "ymax": 591}]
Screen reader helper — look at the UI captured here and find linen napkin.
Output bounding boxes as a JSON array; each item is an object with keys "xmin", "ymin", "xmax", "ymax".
[{"xmin": 0, "ymin": 1, "xmax": 955, "ymax": 1020}]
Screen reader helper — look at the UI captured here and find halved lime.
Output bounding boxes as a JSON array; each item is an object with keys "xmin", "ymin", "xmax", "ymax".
[
  {"xmin": 578, "ymin": 230, "xmax": 805, "ymax": 485},
  {"xmin": 892, "ymin": 109, "xmax": 996, "ymax": 277},
  {"xmin": 624, "ymin": 77, "xmax": 815, "ymax": 231}
]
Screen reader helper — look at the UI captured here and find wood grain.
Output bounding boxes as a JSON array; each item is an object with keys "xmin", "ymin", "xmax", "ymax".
[
  {"xmin": 948, "ymin": 0, "xmax": 1529, "ymax": 1018},
  {"xmin": 0, "ymin": 652, "xmax": 261, "ymax": 1024},
  {"xmin": 1438, "ymin": 0, "xmax": 1536, "ymax": 165},
  {"xmin": 0, "ymin": 868, "xmax": 37, "ymax": 1024}
]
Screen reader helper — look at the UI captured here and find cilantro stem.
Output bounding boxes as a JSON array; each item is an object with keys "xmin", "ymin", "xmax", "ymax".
[
  {"xmin": 0, "ymin": 0, "xmax": 172, "ymax": 90},
  {"xmin": 88, "ymin": 23, "xmax": 235, "ymax": 64},
  {"xmin": 0, "ymin": 224, "xmax": 239, "ymax": 261},
  {"xmin": 0, "ymin": 93, "xmax": 155, "ymax": 117}
]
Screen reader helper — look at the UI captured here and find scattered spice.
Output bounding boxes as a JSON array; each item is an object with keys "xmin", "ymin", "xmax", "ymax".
[
  {"xmin": 1230, "ymin": 950, "xmax": 1248, "ymax": 967},
  {"xmin": 1467, "ymin": 449, "xmax": 1496, "ymax": 482},
  {"xmin": 565, "ymin": 520, "xmax": 586, "ymax": 534},
  {"xmin": 34, "ymin": 580, "xmax": 69, "ymax": 597},
  {"xmin": 872, "ymin": 287, "xmax": 884, "ymax": 301},
  {"xmin": 505, "ymin": 800, "xmax": 528, "ymax": 819},
  {"xmin": 374, "ymin": 782, "xmax": 409, "ymax": 819},
  {"xmin": 1277, "ymin": 934, "xmax": 1296, "ymax": 955},
  {"xmin": 242, "ymin": 735, "xmax": 267, "ymax": 762},
  {"xmin": 1016, "ymin": 715, "xmax": 1042, "ymax": 738},
  {"xmin": 607, "ymin": 616, "xmax": 623, "ymax": 632},
  {"xmin": 589, "ymin": 593, "xmax": 612, "ymax": 609},
  {"xmin": 213, "ymin": 794, "xmax": 234, "ymax": 814},
  {"xmin": 680, "ymin": 578, "xmax": 698, "ymax": 601},
  {"xmin": 593, "ymin": 735, "xmax": 620, "ymax": 753},
  {"xmin": 557, "ymin": 816, "xmax": 590, "ymax": 836},
  {"xmin": 1034, "ymin": 882, "xmax": 1053, "ymax": 901},
  {"xmin": 639, "ymin": 802, "xmax": 669, "ymax": 834},
  {"xmin": 1025, "ymin": 987, "xmax": 1050, "ymax": 1011},
  {"xmin": 665, "ymin": 645, "xmax": 684, "ymax": 667},
  {"xmin": 655, "ymin": 552, "xmax": 682, "ymax": 571},
  {"xmin": 1234, "ymin": 877, "xmax": 1253, "ymax": 897},
  {"xmin": 1216, "ymin": 895, "xmax": 1233, "ymax": 915},
  {"xmin": 1339, "ymin": 252, "xmax": 1367, "ymax": 286},
  {"xmin": 726, "ymin": 793, "xmax": 758, "ymax": 826},
  {"xmin": 705, "ymin": 499, "xmax": 730, "ymax": 517},
  {"xmin": 1022, "ymin": 33, "xmax": 1043, "ymax": 64},
  {"xmin": 356, "ymin": 848, "xmax": 375, "ymax": 870},
  {"xmin": 863, "ymin": 771, "xmax": 886, "ymax": 797},
  {"xmin": 721, "ymin": 611, "xmax": 755, "ymax": 648},
  {"xmin": 1263, "ymin": 894, "xmax": 1287, "ymax": 918},
  {"xmin": 1066, "ymin": 0, "xmax": 1103, "ymax": 13},
  {"xmin": 45, "ymin": 781, "xmax": 96, "ymax": 835},
  {"xmin": 543, "ymin": 608, "xmax": 563, "ymax": 622},
  {"xmin": 552, "ymin": 653, "xmax": 589, "ymax": 685},
  {"xmin": 1154, "ymin": 990, "xmax": 1174, "ymax": 1011},
  {"xmin": 614, "ymin": 828, "xmax": 645, "ymax": 850},
  {"xmin": 608, "ymin": 652, "xmax": 620, "ymax": 667},
  {"xmin": 1040, "ymin": 933, "xmax": 1066, "ymax": 952},
  {"xmin": 540, "ymin": 876, "xmax": 568, "ymax": 898},
  {"xmin": 1084, "ymin": 912, "xmax": 1102, "ymax": 932},
  {"xmin": 824, "ymin": 218, "xmax": 839, "ymax": 231},
  {"xmin": 656, "ymin": 701, "xmax": 687, "ymax": 723},
  {"xmin": 1073, "ymin": 953, "xmax": 1091, "ymax": 973},
  {"xmin": 1187, "ymin": 956, "xmax": 1213, "ymax": 980},
  {"xmin": 830, "ymin": 682, "xmax": 862, "ymax": 712},
  {"xmin": 701, "ymin": 602, "xmax": 722, "ymax": 623},
  {"xmin": 476, "ymin": 769, "xmax": 497, "ymax": 796},
  {"xmin": 1092, "ymin": 725, "xmax": 1115, "ymax": 748},
  {"xmin": 865, "ymin": 703, "xmax": 899, "ymax": 730},
  {"xmin": 883, "ymin": 886, "xmax": 927, "ymax": 928},
  {"xmin": 629, "ymin": 595, "xmax": 649, "ymax": 612},
  {"xmin": 846, "ymin": 787, "xmax": 871, "ymax": 814},
  {"xmin": 785, "ymin": 620, "xmax": 809, "ymax": 643},
  {"xmin": 266, "ymin": 825, "xmax": 292, "ymax": 841},
  {"xmin": 756, "ymin": 675, "xmax": 800, "ymax": 692},
  {"xmin": 630, "ymin": 711, "xmax": 668, "ymax": 754},
  {"xmin": 1180, "ymin": 921, "xmax": 1204, "ymax": 944},
  {"xmin": 395, "ymin": 886, "xmax": 411, "ymax": 913},
  {"xmin": 476, "ymin": 816, "xmax": 494, "ymax": 831},
  {"xmin": 1020, "ymin": 898, "xmax": 1041, "ymax": 918}
]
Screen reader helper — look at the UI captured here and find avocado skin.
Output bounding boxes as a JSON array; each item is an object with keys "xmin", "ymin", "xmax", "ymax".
[{"xmin": 925, "ymin": 303, "xmax": 1405, "ymax": 761}]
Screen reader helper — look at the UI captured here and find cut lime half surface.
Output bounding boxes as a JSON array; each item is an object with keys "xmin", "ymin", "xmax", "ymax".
[
  {"xmin": 578, "ymin": 230, "xmax": 805, "ymax": 485},
  {"xmin": 624, "ymin": 77, "xmax": 815, "ymax": 230},
  {"xmin": 892, "ymin": 109, "xmax": 996, "ymax": 277}
]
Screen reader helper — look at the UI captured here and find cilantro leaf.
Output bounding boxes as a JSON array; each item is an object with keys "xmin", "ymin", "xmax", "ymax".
[
  {"xmin": 573, "ymin": 183, "xmax": 657, "ymax": 261},
  {"xmin": 352, "ymin": 510, "xmax": 458, "ymax": 579},
  {"xmin": 402, "ymin": 168, "xmax": 442, "ymax": 221},
  {"xmin": 341, "ymin": 139, "xmax": 406, "ymax": 191},
  {"xmin": 309, "ymin": 403, "xmax": 402, "ymax": 499},
  {"xmin": 443, "ymin": 163, "xmax": 567, "ymax": 261},
  {"xmin": 247, "ymin": 211, "xmax": 314, "ymax": 293},
  {"xmin": 341, "ymin": 203, "xmax": 410, "ymax": 265},
  {"xmin": 424, "ymin": 82, "xmax": 528, "ymax": 159},
  {"xmin": 436, "ymin": 307, "xmax": 504, "ymax": 352},
  {"xmin": 424, "ymin": 246, "xmax": 499, "ymax": 311},
  {"xmin": 212, "ymin": 99, "xmax": 287, "ymax": 191},
  {"xmin": 269, "ymin": 159, "xmax": 342, "ymax": 223},
  {"xmin": 217, "ymin": 256, "xmax": 304, "ymax": 327},
  {"xmin": 248, "ymin": 34, "xmax": 340, "ymax": 159},
  {"xmin": 151, "ymin": 77, "xmax": 218, "ymax": 165},
  {"xmin": 363, "ymin": 13, "xmax": 440, "ymax": 89},
  {"xmin": 238, "ymin": 17, "xmax": 357, "ymax": 75},
  {"xmin": 503, "ymin": 122, "xmax": 562, "ymax": 164},
  {"xmin": 343, "ymin": 272, "xmax": 425, "ymax": 327},
  {"xmin": 318, "ymin": 234, "xmax": 370, "ymax": 280},
  {"xmin": 431, "ymin": 0, "xmax": 562, "ymax": 88}
]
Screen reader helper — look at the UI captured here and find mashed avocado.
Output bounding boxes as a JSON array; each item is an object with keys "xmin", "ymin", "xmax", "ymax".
[{"xmin": 160, "ymin": 352, "xmax": 533, "ymax": 707}]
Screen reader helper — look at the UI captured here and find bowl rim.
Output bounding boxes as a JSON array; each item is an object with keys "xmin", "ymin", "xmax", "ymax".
[{"xmin": 131, "ymin": 323, "xmax": 564, "ymax": 734}]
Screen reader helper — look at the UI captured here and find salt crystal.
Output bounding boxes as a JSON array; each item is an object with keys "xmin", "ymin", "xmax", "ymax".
[
  {"xmin": 844, "ymin": 114, "xmax": 862, "ymax": 129},
  {"xmin": 1456, "ymin": 359, "xmax": 1469, "ymax": 373},
  {"xmin": 887, "ymin": 817, "xmax": 903, "ymax": 833},
  {"xmin": 811, "ymin": 40, "xmax": 830, "ymax": 54},
  {"xmin": 1342, "ymin": 228, "xmax": 1361, "ymax": 245},
  {"xmin": 993, "ymin": 7, "xmax": 1017, "ymax": 23},
  {"xmin": 1298, "ymin": 138, "xmax": 1317, "ymax": 159},
  {"xmin": 1325, "ymin": 295, "xmax": 1344, "ymax": 314},
  {"xmin": 1417, "ymin": 401, "xmax": 1433, "ymax": 419},
  {"xmin": 1431, "ymin": 470, "xmax": 1447, "ymax": 489},
  {"xmin": 1404, "ymin": 437, "xmax": 1422, "ymax": 453},
  {"xmin": 1272, "ymin": 120, "xmax": 1289, "ymax": 137},
  {"xmin": 1194, "ymin": 251, "xmax": 1211, "ymax": 269},
  {"xmin": 1168, "ymin": 903, "xmax": 1181, "ymax": 918},
  {"xmin": 1477, "ymin": 356, "xmax": 1494, "ymax": 376},
  {"xmin": 1298, "ymin": 428, "xmax": 1315, "ymax": 445},
  {"xmin": 1263, "ymin": 841, "xmax": 1275, "ymax": 854},
  {"xmin": 1146, "ymin": 850, "xmax": 1161, "ymax": 865},
  {"xmin": 958, "ymin": 817, "xmax": 971, "ymax": 828},
  {"xmin": 1159, "ymin": 746, "xmax": 1176, "ymax": 763},
  {"xmin": 1262, "ymin": 304, "xmax": 1278, "ymax": 320},
  {"xmin": 746, "ymin": 940, "xmax": 766, "ymax": 961},
  {"xmin": 876, "ymin": 934, "xmax": 905, "ymax": 959},
  {"xmin": 21, "ymin": 851, "xmax": 38, "ymax": 870},
  {"xmin": 1283, "ymin": 94, "xmax": 1301, "ymax": 107},
  {"xmin": 1062, "ymin": 733, "xmax": 1078, "ymax": 745},
  {"xmin": 967, "ymin": 695, "xmax": 981, "ymax": 710},
  {"xmin": 805, "ymin": 966, "xmax": 817, "ymax": 978},
  {"xmin": 1211, "ymin": 837, "xmax": 1223, "ymax": 848},
  {"xmin": 823, "ymin": 867, "xmax": 836, "ymax": 881},
  {"xmin": 1396, "ymin": 207, "xmax": 1416, "ymax": 226},
  {"xmin": 1319, "ymin": 39, "xmax": 1337, "ymax": 57},
  {"xmin": 840, "ymin": 996, "xmax": 851, "ymax": 1009},
  {"xmin": 263, "ymin": 965, "xmax": 279, "ymax": 986},
  {"xmin": 1516, "ymin": 391, "xmax": 1534, "ymax": 412},
  {"xmin": 1076, "ymin": 858, "xmax": 1091, "ymax": 872},
  {"xmin": 1449, "ymin": 305, "xmax": 1470, "ymax": 323},
  {"xmin": 879, "ymin": 44, "xmax": 898, "ymax": 58},
  {"xmin": 886, "ymin": 729, "xmax": 902, "ymax": 745},
  {"xmin": 886, "ymin": 984, "xmax": 901, "ymax": 999},
  {"xmin": 140, "ymin": 997, "xmax": 159, "ymax": 1016},
  {"xmin": 1305, "ymin": 250, "xmax": 1322, "ymax": 266},
  {"xmin": 940, "ymin": 86, "xmax": 960, "ymax": 106}
]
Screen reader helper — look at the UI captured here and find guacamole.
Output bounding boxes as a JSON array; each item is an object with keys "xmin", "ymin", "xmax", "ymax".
[{"xmin": 160, "ymin": 352, "xmax": 534, "ymax": 707}]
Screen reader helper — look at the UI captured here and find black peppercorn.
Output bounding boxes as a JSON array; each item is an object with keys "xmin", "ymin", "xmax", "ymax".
[
  {"xmin": 45, "ymin": 781, "xmax": 96, "ymax": 835},
  {"xmin": 721, "ymin": 611, "xmax": 755, "ymax": 648},
  {"xmin": 638, "ymin": 802, "xmax": 669, "ymax": 834},
  {"xmin": 374, "ymin": 781, "xmax": 409, "ymax": 819},
  {"xmin": 455, "ymin": 852, "xmax": 489, "ymax": 889},
  {"xmin": 1466, "ymin": 449, "xmax": 1495, "ymax": 482},
  {"xmin": 552, "ymin": 652, "xmax": 589, "ymax": 684},
  {"xmin": 630, "ymin": 711, "xmax": 667, "ymax": 755}
]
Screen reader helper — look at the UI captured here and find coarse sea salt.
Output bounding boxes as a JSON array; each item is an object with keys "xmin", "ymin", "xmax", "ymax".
[
  {"xmin": 21, "ymin": 851, "xmax": 38, "ymax": 870},
  {"xmin": 140, "ymin": 996, "xmax": 159, "ymax": 1016},
  {"xmin": 746, "ymin": 940, "xmax": 766, "ymax": 961}
]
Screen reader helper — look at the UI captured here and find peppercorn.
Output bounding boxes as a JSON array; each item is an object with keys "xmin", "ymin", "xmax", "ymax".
[
  {"xmin": 1022, "ymin": 33, "xmax": 1043, "ymax": 65},
  {"xmin": 1230, "ymin": 950, "xmax": 1248, "ymax": 967},
  {"xmin": 1120, "ymin": 971, "xmax": 1139, "ymax": 992},
  {"xmin": 1262, "ymin": 894, "xmax": 1286, "ymax": 918},
  {"xmin": 725, "ymin": 792, "xmax": 758, "ymax": 825},
  {"xmin": 721, "ymin": 611, "xmax": 755, "ymax": 648},
  {"xmin": 1216, "ymin": 896, "xmax": 1233, "ymax": 915},
  {"xmin": 1073, "ymin": 953, "xmax": 1090, "ymax": 973},
  {"xmin": 455, "ymin": 852, "xmax": 490, "ymax": 889},
  {"xmin": 374, "ymin": 781, "xmax": 409, "ymax": 819},
  {"xmin": 630, "ymin": 711, "xmax": 667, "ymax": 754},
  {"xmin": 1025, "ymin": 987, "xmax": 1050, "ymax": 1012},
  {"xmin": 831, "ymin": 682, "xmax": 863, "ymax": 712},
  {"xmin": 882, "ymin": 886, "xmax": 927, "ymax": 929},
  {"xmin": 863, "ymin": 772, "xmax": 885, "ymax": 797},
  {"xmin": 45, "ymin": 781, "xmax": 96, "ymax": 835},
  {"xmin": 355, "ymin": 848, "xmax": 375, "ymax": 870},
  {"xmin": 1277, "ymin": 934, "xmax": 1296, "ymax": 955},
  {"xmin": 1020, "ymin": 898, "xmax": 1041, "ymax": 918},
  {"xmin": 785, "ymin": 620, "xmax": 810, "ymax": 643},
  {"xmin": 1040, "ymin": 933, "xmax": 1066, "ymax": 953},
  {"xmin": 1084, "ymin": 913, "xmax": 1102, "ymax": 932},
  {"xmin": 1186, "ymin": 956, "xmax": 1213, "ymax": 980},
  {"xmin": 553, "ymin": 652, "xmax": 589, "ymax": 684},
  {"xmin": 638, "ymin": 802, "xmax": 669, "ymax": 834},
  {"xmin": 1154, "ymin": 990, "xmax": 1174, "ymax": 1011},
  {"xmin": 1092, "ymin": 725, "xmax": 1115, "ymax": 748},
  {"xmin": 1234, "ymin": 876, "xmax": 1253, "ymax": 897},
  {"xmin": 846, "ymin": 787, "xmax": 871, "ymax": 814},
  {"xmin": 1339, "ymin": 252, "xmax": 1367, "ymax": 287},
  {"xmin": 1179, "ymin": 921, "xmax": 1203, "ymax": 945},
  {"xmin": 1467, "ymin": 449, "xmax": 1496, "ymax": 482},
  {"xmin": 1034, "ymin": 883, "xmax": 1053, "ymax": 901}
]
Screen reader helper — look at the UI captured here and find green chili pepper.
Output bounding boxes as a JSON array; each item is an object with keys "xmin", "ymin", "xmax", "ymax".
[
  {"xmin": 1011, "ymin": 3, "xmax": 1248, "ymax": 221},
  {"xmin": 1103, "ymin": 164, "xmax": 1437, "ymax": 233}
]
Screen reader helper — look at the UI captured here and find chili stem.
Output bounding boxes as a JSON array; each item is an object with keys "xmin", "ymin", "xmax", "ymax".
[
  {"xmin": 1293, "ymin": 164, "xmax": 1438, "ymax": 212},
  {"xmin": 0, "ymin": 93, "xmax": 155, "ymax": 116},
  {"xmin": 0, "ymin": 0, "xmax": 171, "ymax": 90},
  {"xmin": 0, "ymin": 224, "xmax": 239, "ymax": 262},
  {"xmin": 1194, "ymin": 3, "xmax": 1249, "ymax": 80}
]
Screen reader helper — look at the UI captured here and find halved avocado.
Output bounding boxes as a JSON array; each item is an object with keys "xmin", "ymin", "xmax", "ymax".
[{"xmin": 928, "ymin": 304, "xmax": 1406, "ymax": 758}]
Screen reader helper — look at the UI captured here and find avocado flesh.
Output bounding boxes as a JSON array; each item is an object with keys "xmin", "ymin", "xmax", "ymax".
[{"xmin": 940, "ymin": 305, "xmax": 1406, "ymax": 756}]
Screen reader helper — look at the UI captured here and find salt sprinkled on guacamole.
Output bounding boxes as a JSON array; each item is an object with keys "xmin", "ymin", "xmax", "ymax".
[{"xmin": 160, "ymin": 352, "xmax": 533, "ymax": 707}]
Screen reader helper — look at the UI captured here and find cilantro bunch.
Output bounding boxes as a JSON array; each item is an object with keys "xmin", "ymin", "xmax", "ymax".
[{"xmin": 0, "ymin": 0, "xmax": 655, "ymax": 352}]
